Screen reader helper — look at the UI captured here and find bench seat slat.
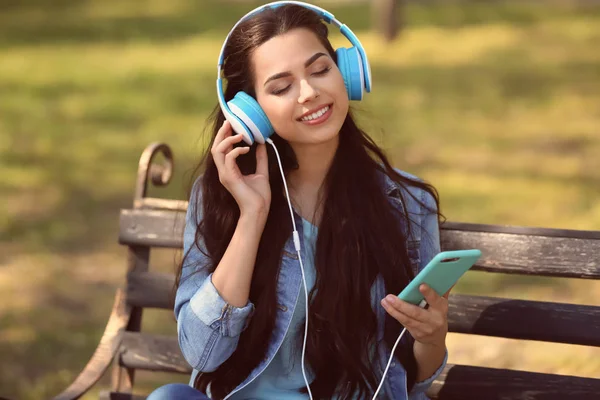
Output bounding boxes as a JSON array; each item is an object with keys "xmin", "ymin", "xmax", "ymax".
[
  {"xmin": 428, "ymin": 364, "xmax": 600, "ymax": 399},
  {"xmin": 117, "ymin": 332, "xmax": 600, "ymax": 399},
  {"xmin": 119, "ymin": 332, "xmax": 192, "ymax": 374},
  {"xmin": 100, "ymin": 392, "xmax": 147, "ymax": 400},
  {"xmin": 119, "ymin": 209, "xmax": 600, "ymax": 278}
]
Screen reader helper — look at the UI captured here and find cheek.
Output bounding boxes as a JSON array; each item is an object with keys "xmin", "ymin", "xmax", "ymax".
[
  {"xmin": 335, "ymin": 86, "xmax": 349, "ymax": 114},
  {"xmin": 259, "ymin": 98, "xmax": 295, "ymax": 130},
  {"xmin": 331, "ymin": 73, "xmax": 349, "ymax": 108}
]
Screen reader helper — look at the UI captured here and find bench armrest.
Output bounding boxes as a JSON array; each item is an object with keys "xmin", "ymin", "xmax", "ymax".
[{"xmin": 52, "ymin": 289, "xmax": 132, "ymax": 400}]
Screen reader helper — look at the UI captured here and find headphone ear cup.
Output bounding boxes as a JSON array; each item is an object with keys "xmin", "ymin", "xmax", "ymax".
[
  {"xmin": 227, "ymin": 92, "xmax": 274, "ymax": 144},
  {"xmin": 335, "ymin": 47, "xmax": 365, "ymax": 101}
]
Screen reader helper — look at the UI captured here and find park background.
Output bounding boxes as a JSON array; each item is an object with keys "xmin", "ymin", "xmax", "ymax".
[{"xmin": 1, "ymin": 0, "xmax": 599, "ymax": 399}]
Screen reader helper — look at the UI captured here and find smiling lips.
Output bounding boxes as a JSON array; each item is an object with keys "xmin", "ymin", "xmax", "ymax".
[{"xmin": 297, "ymin": 104, "xmax": 333, "ymax": 125}]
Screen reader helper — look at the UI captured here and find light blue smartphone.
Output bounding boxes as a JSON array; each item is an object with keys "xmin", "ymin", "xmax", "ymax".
[{"xmin": 398, "ymin": 249, "xmax": 482, "ymax": 305}]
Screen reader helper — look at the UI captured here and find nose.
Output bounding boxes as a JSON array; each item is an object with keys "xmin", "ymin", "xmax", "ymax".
[{"xmin": 298, "ymin": 79, "xmax": 319, "ymax": 104}]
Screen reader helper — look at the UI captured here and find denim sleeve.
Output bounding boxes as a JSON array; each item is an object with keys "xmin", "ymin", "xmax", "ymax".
[
  {"xmin": 408, "ymin": 349, "xmax": 448, "ymax": 399},
  {"xmin": 417, "ymin": 188, "xmax": 440, "ymax": 269},
  {"xmin": 175, "ymin": 178, "xmax": 255, "ymax": 373},
  {"xmin": 408, "ymin": 188, "xmax": 447, "ymax": 398}
]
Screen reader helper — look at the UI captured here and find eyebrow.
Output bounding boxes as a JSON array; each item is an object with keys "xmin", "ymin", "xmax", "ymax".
[{"xmin": 263, "ymin": 52, "xmax": 328, "ymax": 87}]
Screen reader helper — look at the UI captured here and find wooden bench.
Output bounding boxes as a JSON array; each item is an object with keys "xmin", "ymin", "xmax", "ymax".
[{"xmin": 53, "ymin": 143, "xmax": 600, "ymax": 400}]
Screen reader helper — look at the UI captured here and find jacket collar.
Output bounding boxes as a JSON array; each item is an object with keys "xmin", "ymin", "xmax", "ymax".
[{"xmin": 378, "ymin": 167, "xmax": 402, "ymax": 198}]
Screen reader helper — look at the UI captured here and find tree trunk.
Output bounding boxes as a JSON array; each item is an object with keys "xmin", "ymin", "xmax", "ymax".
[{"xmin": 372, "ymin": 0, "xmax": 402, "ymax": 42}]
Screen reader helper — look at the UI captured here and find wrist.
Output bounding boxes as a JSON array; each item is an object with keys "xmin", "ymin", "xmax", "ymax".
[
  {"xmin": 414, "ymin": 338, "xmax": 447, "ymax": 354},
  {"xmin": 238, "ymin": 209, "xmax": 268, "ymax": 229},
  {"xmin": 413, "ymin": 339, "xmax": 447, "ymax": 383}
]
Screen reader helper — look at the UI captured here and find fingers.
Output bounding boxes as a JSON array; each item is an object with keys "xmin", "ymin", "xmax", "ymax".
[
  {"xmin": 381, "ymin": 295, "xmax": 427, "ymax": 323},
  {"xmin": 215, "ymin": 132, "xmax": 244, "ymax": 155},
  {"xmin": 419, "ymin": 284, "xmax": 441, "ymax": 306},
  {"xmin": 443, "ymin": 284, "xmax": 455, "ymax": 299},
  {"xmin": 419, "ymin": 284, "xmax": 450, "ymax": 310},
  {"xmin": 381, "ymin": 297, "xmax": 427, "ymax": 330},
  {"xmin": 211, "ymin": 120, "xmax": 232, "ymax": 167},
  {"xmin": 224, "ymin": 146, "xmax": 250, "ymax": 173},
  {"xmin": 382, "ymin": 293, "xmax": 448, "ymax": 343},
  {"xmin": 255, "ymin": 143, "xmax": 269, "ymax": 177},
  {"xmin": 211, "ymin": 120, "xmax": 251, "ymax": 183},
  {"xmin": 213, "ymin": 120, "xmax": 232, "ymax": 147}
]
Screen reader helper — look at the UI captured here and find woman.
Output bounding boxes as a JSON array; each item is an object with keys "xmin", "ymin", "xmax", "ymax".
[{"xmin": 149, "ymin": 3, "xmax": 449, "ymax": 400}]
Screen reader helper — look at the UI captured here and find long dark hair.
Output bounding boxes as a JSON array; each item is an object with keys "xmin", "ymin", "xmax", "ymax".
[{"xmin": 178, "ymin": 5, "xmax": 442, "ymax": 399}]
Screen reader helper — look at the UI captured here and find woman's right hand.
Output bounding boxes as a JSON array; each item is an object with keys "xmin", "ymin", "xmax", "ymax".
[{"xmin": 211, "ymin": 120, "xmax": 271, "ymax": 220}]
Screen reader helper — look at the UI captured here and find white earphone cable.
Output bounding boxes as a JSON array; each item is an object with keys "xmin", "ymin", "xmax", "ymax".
[
  {"xmin": 266, "ymin": 139, "xmax": 313, "ymax": 399},
  {"xmin": 265, "ymin": 138, "xmax": 406, "ymax": 400},
  {"xmin": 372, "ymin": 327, "xmax": 407, "ymax": 399}
]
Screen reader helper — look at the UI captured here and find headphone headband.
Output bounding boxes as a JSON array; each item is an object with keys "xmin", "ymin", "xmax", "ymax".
[
  {"xmin": 217, "ymin": 1, "xmax": 335, "ymax": 68},
  {"xmin": 216, "ymin": 1, "xmax": 370, "ymax": 92}
]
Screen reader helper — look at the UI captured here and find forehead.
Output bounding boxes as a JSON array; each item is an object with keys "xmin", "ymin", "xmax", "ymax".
[{"xmin": 252, "ymin": 28, "xmax": 329, "ymax": 81}]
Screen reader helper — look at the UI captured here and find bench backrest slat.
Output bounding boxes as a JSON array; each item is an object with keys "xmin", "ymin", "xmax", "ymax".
[
  {"xmin": 119, "ymin": 209, "xmax": 185, "ymax": 249},
  {"xmin": 442, "ymin": 222, "xmax": 600, "ymax": 279},
  {"xmin": 119, "ymin": 209, "xmax": 600, "ymax": 279},
  {"xmin": 126, "ymin": 271, "xmax": 600, "ymax": 346},
  {"xmin": 127, "ymin": 271, "xmax": 174, "ymax": 310},
  {"xmin": 448, "ymin": 294, "xmax": 600, "ymax": 346}
]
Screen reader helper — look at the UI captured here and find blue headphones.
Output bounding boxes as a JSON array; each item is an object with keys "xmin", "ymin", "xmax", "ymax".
[{"xmin": 216, "ymin": 1, "xmax": 372, "ymax": 145}]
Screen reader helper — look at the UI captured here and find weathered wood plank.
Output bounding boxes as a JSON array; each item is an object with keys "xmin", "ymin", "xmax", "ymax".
[
  {"xmin": 135, "ymin": 197, "xmax": 188, "ymax": 211},
  {"xmin": 52, "ymin": 290, "xmax": 131, "ymax": 400},
  {"xmin": 126, "ymin": 271, "xmax": 175, "ymax": 310},
  {"xmin": 448, "ymin": 294, "xmax": 600, "ymax": 346},
  {"xmin": 119, "ymin": 332, "xmax": 192, "ymax": 374},
  {"xmin": 119, "ymin": 209, "xmax": 185, "ymax": 249},
  {"xmin": 441, "ymin": 225, "xmax": 600, "ymax": 279},
  {"xmin": 126, "ymin": 272, "xmax": 600, "ymax": 346},
  {"xmin": 117, "ymin": 331, "xmax": 600, "ymax": 400},
  {"xmin": 118, "ymin": 209, "xmax": 600, "ymax": 278},
  {"xmin": 443, "ymin": 221, "xmax": 600, "ymax": 240},
  {"xmin": 100, "ymin": 391, "xmax": 147, "ymax": 400},
  {"xmin": 427, "ymin": 364, "xmax": 600, "ymax": 400}
]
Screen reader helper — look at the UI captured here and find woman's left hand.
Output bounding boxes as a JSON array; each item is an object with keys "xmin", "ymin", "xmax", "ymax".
[{"xmin": 381, "ymin": 284, "xmax": 450, "ymax": 347}]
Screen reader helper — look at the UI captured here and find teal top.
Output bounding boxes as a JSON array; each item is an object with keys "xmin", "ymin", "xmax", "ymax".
[{"xmin": 230, "ymin": 217, "xmax": 318, "ymax": 399}]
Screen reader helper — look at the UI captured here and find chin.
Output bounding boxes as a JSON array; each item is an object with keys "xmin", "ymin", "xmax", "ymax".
[{"xmin": 306, "ymin": 129, "xmax": 341, "ymax": 146}]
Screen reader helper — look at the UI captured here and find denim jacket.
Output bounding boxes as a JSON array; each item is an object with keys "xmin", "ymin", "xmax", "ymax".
[{"xmin": 175, "ymin": 169, "xmax": 447, "ymax": 400}]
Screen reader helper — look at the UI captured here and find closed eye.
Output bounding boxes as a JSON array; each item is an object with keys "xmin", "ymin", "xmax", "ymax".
[
  {"xmin": 272, "ymin": 85, "xmax": 291, "ymax": 95},
  {"xmin": 271, "ymin": 67, "xmax": 331, "ymax": 95},
  {"xmin": 313, "ymin": 66, "xmax": 331, "ymax": 76}
]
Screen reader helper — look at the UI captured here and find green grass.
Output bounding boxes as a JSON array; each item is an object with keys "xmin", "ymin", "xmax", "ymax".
[{"xmin": 1, "ymin": 1, "xmax": 600, "ymax": 399}]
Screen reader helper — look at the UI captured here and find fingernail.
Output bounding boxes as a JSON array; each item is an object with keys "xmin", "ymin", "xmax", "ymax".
[
  {"xmin": 381, "ymin": 299, "xmax": 388, "ymax": 307},
  {"xmin": 386, "ymin": 295, "xmax": 396, "ymax": 303},
  {"xmin": 420, "ymin": 284, "xmax": 427, "ymax": 292}
]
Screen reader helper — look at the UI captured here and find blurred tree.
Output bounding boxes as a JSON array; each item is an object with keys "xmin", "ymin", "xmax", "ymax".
[{"xmin": 372, "ymin": 0, "xmax": 401, "ymax": 41}]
